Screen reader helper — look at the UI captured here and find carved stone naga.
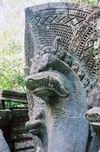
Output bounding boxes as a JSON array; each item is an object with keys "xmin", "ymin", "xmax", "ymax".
[
  {"xmin": 85, "ymin": 84, "xmax": 100, "ymax": 152},
  {"xmin": 24, "ymin": 2, "xmax": 100, "ymax": 152}
]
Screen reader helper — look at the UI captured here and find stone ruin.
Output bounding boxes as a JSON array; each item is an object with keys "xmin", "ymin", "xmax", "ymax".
[
  {"xmin": 24, "ymin": 2, "xmax": 100, "ymax": 152},
  {"xmin": 25, "ymin": 3, "xmax": 100, "ymax": 152},
  {"xmin": 0, "ymin": 3, "xmax": 99, "ymax": 152},
  {"xmin": 0, "ymin": 90, "xmax": 35, "ymax": 152}
]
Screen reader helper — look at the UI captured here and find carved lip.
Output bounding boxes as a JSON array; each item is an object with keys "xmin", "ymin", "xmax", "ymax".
[
  {"xmin": 85, "ymin": 107, "xmax": 100, "ymax": 126},
  {"xmin": 26, "ymin": 120, "xmax": 46, "ymax": 135},
  {"xmin": 85, "ymin": 118, "xmax": 100, "ymax": 126},
  {"xmin": 25, "ymin": 71, "xmax": 69, "ymax": 98}
]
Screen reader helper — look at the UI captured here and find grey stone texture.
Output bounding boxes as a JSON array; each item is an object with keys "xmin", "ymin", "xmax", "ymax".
[
  {"xmin": 0, "ymin": 129, "xmax": 10, "ymax": 152},
  {"xmin": 25, "ymin": 2, "xmax": 100, "ymax": 152}
]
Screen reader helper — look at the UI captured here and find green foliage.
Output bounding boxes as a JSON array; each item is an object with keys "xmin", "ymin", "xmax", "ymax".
[
  {"xmin": 0, "ymin": 31, "xmax": 25, "ymax": 91},
  {"xmin": 73, "ymin": 0, "xmax": 100, "ymax": 4},
  {"xmin": 5, "ymin": 100, "xmax": 27, "ymax": 109}
]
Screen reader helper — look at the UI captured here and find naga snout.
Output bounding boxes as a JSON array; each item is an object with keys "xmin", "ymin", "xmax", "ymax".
[{"xmin": 25, "ymin": 71, "xmax": 69, "ymax": 99}]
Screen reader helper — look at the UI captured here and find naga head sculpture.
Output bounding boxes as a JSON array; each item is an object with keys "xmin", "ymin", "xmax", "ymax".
[{"xmin": 25, "ymin": 3, "xmax": 100, "ymax": 152}]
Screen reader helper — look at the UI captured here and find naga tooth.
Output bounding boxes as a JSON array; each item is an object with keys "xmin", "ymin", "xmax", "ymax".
[
  {"xmin": 51, "ymin": 84, "xmax": 54, "ymax": 88},
  {"xmin": 48, "ymin": 83, "xmax": 51, "ymax": 87}
]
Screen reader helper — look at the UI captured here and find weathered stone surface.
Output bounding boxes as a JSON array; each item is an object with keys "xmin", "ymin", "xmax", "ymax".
[
  {"xmin": 0, "ymin": 90, "xmax": 38, "ymax": 152},
  {"xmin": 10, "ymin": 109, "xmax": 35, "ymax": 152},
  {"xmin": 0, "ymin": 129, "xmax": 10, "ymax": 152},
  {"xmin": 0, "ymin": 90, "xmax": 27, "ymax": 104},
  {"xmin": 15, "ymin": 140, "xmax": 35, "ymax": 150},
  {"xmin": 85, "ymin": 82, "xmax": 100, "ymax": 152},
  {"xmin": 0, "ymin": 101, "xmax": 3, "ymax": 109},
  {"xmin": 87, "ymin": 82, "xmax": 100, "ymax": 107},
  {"xmin": 25, "ymin": 2, "xmax": 100, "ymax": 152},
  {"xmin": 0, "ymin": 110, "xmax": 12, "ymax": 127}
]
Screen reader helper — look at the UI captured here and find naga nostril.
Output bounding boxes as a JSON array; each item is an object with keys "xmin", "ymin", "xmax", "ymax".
[
  {"xmin": 85, "ymin": 113, "xmax": 88, "ymax": 117},
  {"xmin": 85, "ymin": 113, "xmax": 93, "ymax": 120},
  {"xmin": 85, "ymin": 113, "xmax": 90, "ymax": 118}
]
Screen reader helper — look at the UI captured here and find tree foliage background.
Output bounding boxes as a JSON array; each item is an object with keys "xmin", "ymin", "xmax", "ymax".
[{"xmin": 0, "ymin": 31, "xmax": 25, "ymax": 91}]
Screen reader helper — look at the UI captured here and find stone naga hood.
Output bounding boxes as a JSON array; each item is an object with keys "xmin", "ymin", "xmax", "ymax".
[{"xmin": 25, "ymin": 2, "xmax": 100, "ymax": 152}]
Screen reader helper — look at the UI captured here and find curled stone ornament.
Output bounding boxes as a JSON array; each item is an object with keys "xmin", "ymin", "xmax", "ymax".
[{"xmin": 25, "ymin": 2, "xmax": 100, "ymax": 152}]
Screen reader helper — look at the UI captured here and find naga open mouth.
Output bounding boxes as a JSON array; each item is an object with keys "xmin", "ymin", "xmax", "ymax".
[
  {"xmin": 26, "ymin": 120, "xmax": 45, "ymax": 134},
  {"xmin": 85, "ymin": 107, "xmax": 100, "ymax": 126},
  {"xmin": 25, "ymin": 71, "xmax": 69, "ymax": 98}
]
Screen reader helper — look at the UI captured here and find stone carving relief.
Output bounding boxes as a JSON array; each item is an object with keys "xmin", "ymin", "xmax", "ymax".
[
  {"xmin": 85, "ymin": 82, "xmax": 100, "ymax": 152},
  {"xmin": 0, "ymin": 129, "xmax": 10, "ymax": 152},
  {"xmin": 24, "ymin": 2, "xmax": 100, "ymax": 152}
]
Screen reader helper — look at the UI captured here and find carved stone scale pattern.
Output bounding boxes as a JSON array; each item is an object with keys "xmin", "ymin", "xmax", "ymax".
[
  {"xmin": 24, "ymin": 2, "xmax": 100, "ymax": 151},
  {"xmin": 25, "ymin": 3, "xmax": 90, "ymax": 68}
]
